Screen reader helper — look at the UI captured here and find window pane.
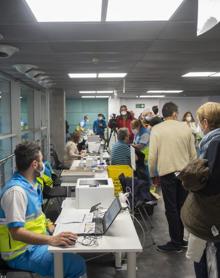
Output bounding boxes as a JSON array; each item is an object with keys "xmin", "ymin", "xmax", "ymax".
[
  {"xmin": 0, "ymin": 138, "xmax": 13, "ymax": 186},
  {"xmin": 0, "ymin": 78, "xmax": 11, "ymax": 134},
  {"xmin": 20, "ymin": 85, "xmax": 34, "ymax": 141}
]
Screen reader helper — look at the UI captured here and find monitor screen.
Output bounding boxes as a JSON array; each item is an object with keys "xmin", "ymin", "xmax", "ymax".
[{"xmin": 103, "ymin": 198, "xmax": 121, "ymax": 232}]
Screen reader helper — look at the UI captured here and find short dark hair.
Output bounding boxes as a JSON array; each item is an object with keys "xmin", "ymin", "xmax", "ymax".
[
  {"xmin": 152, "ymin": 105, "xmax": 159, "ymax": 115},
  {"xmin": 117, "ymin": 128, "xmax": 129, "ymax": 141},
  {"xmin": 162, "ymin": 102, "xmax": 178, "ymax": 118},
  {"xmin": 14, "ymin": 142, "xmax": 41, "ymax": 172}
]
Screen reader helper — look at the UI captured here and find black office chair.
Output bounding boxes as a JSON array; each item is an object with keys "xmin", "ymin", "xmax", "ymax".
[
  {"xmin": 0, "ymin": 256, "xmax": 36, "ymax": 278},
  {"xmin": 50, "ymin": 145, "xmax": 64, "ymax": 171},
  {"xmin": 119, "ymin": 173, "xmax": 156, "ymax": 245},
  {"xmin": 42, "ymin": 185, "xmax": 67, "ymax": 215}
]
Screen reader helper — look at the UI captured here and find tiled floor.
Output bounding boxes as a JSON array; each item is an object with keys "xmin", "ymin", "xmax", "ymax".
[{"xmin": 6, "ymin": 195, "xmax": 195, "ymax": 278}]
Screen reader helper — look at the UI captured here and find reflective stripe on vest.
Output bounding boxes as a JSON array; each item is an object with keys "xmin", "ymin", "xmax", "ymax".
[{"xmin": 0, "ymin": 213, "xmax": 47, "ymax": 261}]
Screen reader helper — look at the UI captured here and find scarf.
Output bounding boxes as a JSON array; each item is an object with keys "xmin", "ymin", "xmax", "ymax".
[{"xmin": 199, "ymin": 128, "xmax": 220, "ymax": 158}]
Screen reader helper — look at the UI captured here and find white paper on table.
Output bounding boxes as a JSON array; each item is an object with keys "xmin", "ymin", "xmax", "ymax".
[
  {"xmin": 59, "ymin": 210, "xmax": 85, "ymax": 224},
  {"xmin": 55, "ymin": 223, "xmax": 86, "ymax": 234}
]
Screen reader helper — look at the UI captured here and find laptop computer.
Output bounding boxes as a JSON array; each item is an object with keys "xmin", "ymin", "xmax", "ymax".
[{"xmin": 79, "ymin": 197, "xmax": 122, "ymax": 236}]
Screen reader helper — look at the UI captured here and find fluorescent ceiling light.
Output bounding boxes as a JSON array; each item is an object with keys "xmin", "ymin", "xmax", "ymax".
[
  {"xmin": 210, "ymin": 72, "xmax": 220, "ymax": 77},
  {"xmin": 68, "ymin": 73, "xmax": 97, "ymax": 78},
  {"xmin": 139, "ymin": 95, "xmax": 165, "ymax": 98},
  {"xmin": 79, "ymin": 91, "xmax": 96, "ymax": 94},
  {"xmin": 25, "ymin": 0, "xmax": 102, "ymax": 22},
  {"xmin": 147, "ymin": 90, "xmax": 183, "ymax": 94},
  {"xmin": 96, "ymin": 91, "xmax": 113, "ymax": 94},
  {"xmin": 96, "ymin": 96, "xmax": 109, "ymax": 98},
  {"xmin": 81, "ymin": 96, "xmax": 96, "ymax": 98},
  {"xmin": 107, "ymin": 0, "xmax": 184, "ymax": 21},
  {"xmin": 98, "ymin": 73, "xmax": 127, "ymax": 78},
  {"xmin": 182, "ymin": 72, "xmax": 216, "ymax": 77}
]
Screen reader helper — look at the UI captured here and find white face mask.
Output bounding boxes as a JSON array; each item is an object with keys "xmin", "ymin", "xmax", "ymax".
[
  {"xmin": 121, "ymin": 111, "xmax": 127, "ymax": 116},
  {"xmin": 98, "ymin": 117, "xmax": 103, "ymax": 120},
  {"xmin": 132, "ymin": 129, "xmax": 138, "ymax": 135},
  {"xmin": 36, "ymin": 162, "xmax": 45, "ymax": 178},
  {"xmin": 186, "ymin": 116, "xmax": 192, "ymax": 122}
]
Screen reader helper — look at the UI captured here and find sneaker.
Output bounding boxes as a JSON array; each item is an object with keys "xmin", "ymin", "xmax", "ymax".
[
  {"xmin": 180, "ymin": 240, "xmax": 188, "ymax": 249},
  {"xmin": 156, "ymin": 242, "xmax": 183, "ymax": 253}
]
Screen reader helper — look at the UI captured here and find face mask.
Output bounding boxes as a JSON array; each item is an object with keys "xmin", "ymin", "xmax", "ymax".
[
  {"xmin": 121, "ymin": 111, "xmax": 127, "ymax": 116},
  {"xmin": 35, "ymin": 162, "xmax": 45, "ymax": 178},
  {"xmin": 186, "ymin": 116, "xmax": 192, "ymax": 122},
  {"xmin": 132, "ymin": 129, "xmax": 138, "ymax": 135},
  {"xmin": 145, "ymin": 116, "xmax": 152, "ymax": 121},
  {"xmin": 98, "ymin": 117, "xmax": 103, "ymax": 120}
]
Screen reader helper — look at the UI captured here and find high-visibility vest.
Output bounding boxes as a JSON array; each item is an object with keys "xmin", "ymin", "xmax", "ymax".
[{"xmin": 0, "ymin": 172, "xmax": 47, "ymax": 261}]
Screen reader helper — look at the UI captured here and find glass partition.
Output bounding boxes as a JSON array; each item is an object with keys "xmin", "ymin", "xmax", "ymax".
[{"xmin": 20, "ymin": 85, "xmax": 34, "ymax": 142}]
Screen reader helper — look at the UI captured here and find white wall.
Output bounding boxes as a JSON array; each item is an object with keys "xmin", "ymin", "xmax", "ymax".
[{"xmin": 108, "ymin": 96, "xmax": 220, "ymax": 120}]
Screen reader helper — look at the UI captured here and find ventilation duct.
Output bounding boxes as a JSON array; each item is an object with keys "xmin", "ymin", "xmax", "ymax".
[
  {"xmin": 13, "ymin": 64, "xmax": 38, "ymax": 73},
  {"xmin": 0, "ymin": 45, "xmax": 19, "ymax": 58}
]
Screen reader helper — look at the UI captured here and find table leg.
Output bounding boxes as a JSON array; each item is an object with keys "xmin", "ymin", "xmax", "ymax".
[
  {"xmin": 115, "ymin": 252, "xmax": 122, "ymax": 268},
  {"xmin": 127, "ymin": 252, "xmax": 136, "ymax": 278},
  {"xmin": 54, "ymin": 253, "xmax": 64, "ymax": 278}
]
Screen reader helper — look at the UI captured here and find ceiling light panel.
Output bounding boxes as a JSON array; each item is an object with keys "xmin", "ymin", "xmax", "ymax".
[
  {"xmin": 25, "ymin": 0, "xmax": 102, "ymax": 22},
  {"xmin": 81, "ymin": 96, "xmax": 96, "ymax": 98},
  {"xmin": 182, "ymin": 72, "xmax": 216, "ymax": 77},
  {"xmin": 96, "ymin": 96, "xmax": 109, "ymax": 98},
  {"xmin": 210, "ymin": 72, "xmax": 220, "ymax": 77},
  {"xmin": 147, "ymin": 90, "xmax": 183, "ymax": 93},
  {"xmin": 107, "ymin": 0, "xmax": 184, "ymax": 21},
  {"xmin": 98, "ymin": 73, "xmax": 127, "ymax": 78},
  {"xmin": 79, "ymin": 91, "xmax": 96, "ymax": 94},
  {"xmin": 96, "ymin": 91, "xmax": 114, "ymax": 94},
  {"xmin": 139, "ymin": 95, "xmax": 165, "ymax": 98},
  {"xmin": 68, "ymin": 73, "xmax": 97, "ymax": 78}
]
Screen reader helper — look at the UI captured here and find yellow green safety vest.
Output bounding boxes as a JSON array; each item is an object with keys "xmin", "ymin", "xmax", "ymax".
[{"xmin": 0, "ymin": 172, "xmax": 47, "ymax": 261}]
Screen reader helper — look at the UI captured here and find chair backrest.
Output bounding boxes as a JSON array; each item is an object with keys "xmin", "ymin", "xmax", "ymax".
[{"xmin": 50, "ymin": 147, "xmax": 63, "ymax": 170}]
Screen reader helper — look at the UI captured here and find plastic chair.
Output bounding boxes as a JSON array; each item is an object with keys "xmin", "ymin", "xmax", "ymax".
[
  {"xmin": 0, "ymin": 256, "xmax": 36, "ymax": 278},
  {"xmin": 107, "ymin": 165, "xmax": 133, "ymax": 196}
]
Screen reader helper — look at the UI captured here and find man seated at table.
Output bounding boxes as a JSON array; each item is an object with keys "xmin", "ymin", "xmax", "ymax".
[
  {"xmin": 0, "ymin": 142, "xmax": 86, "ymax": 278},
  {"xmin": 111, "ymin": 128, "xmax": 131, "ymax": 165}
]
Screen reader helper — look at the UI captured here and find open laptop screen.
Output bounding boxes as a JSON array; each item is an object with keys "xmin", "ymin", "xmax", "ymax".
[{"xmin": 103, "ymin": 198, "xmax": 121, "ymax": 233}]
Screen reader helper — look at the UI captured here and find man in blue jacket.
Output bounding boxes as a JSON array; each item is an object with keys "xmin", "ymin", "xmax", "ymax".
[{"xmin": 93, "ymin": 113, "xmax": 107, "ymax": 139}]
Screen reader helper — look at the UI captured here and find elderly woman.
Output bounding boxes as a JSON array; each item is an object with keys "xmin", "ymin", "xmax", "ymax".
[
  {"xmin": 111, "ymin": 128, "xmax": 130, "ymax": 165},
  {"xmin": 180, "ymin": 102, "xmax": 220, "ymax": 278},
  {"xmin": 63, "ymin": 131, "xmax": 85, "ymax": 168}
]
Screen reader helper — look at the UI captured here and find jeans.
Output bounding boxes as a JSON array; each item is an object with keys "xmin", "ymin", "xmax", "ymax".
[
  {"xmin": 7, "ymin": 245, "xmax": 86, "ymax": 278},
  {"xmin": 160, "ymin": 173, "xmax": 188, "ymax": 245}
]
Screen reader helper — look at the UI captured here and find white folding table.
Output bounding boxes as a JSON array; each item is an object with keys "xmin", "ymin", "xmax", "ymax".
[{"xmin": 49, "ymin": 199, "xmax": 142, "ymax": 278}]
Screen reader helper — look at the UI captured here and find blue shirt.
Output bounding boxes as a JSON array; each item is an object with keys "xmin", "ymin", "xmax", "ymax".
[
  {"xmin": 134, "ymin": 127, "xmax": 150, "ymax": 147},
  {"xmin": 93, "ymin": 119, "xmax": 107, "ymax": 135},
  {"xmin": 111, "ymin": 141, "xmax": 131, "ymax": 165}
]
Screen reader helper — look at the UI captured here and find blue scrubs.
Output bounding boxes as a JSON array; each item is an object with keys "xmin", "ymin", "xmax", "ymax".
[{"xmin": 7, "ymin": 245, "xmax": 86, "ymax": 278}]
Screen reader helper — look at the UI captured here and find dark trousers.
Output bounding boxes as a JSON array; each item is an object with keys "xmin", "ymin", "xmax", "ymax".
[{"xmin": 160, "ymin": 173, "xmax": 188, "ymax": 245}]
